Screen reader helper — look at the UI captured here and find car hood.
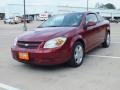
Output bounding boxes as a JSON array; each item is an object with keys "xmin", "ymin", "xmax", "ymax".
[{"xmin": 18, "ymin": 27, "xmax": 76, "ymax": 42}]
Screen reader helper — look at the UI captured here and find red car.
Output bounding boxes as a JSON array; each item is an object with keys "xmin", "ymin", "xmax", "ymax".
[{"xmin": 11, "ymin": 12, "xmax": 110, "ymax": 67}]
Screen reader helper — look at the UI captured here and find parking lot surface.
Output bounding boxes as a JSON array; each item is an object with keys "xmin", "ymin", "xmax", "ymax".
[{"xmin": 0, "ymin": 21, "xmax": 120, "ymax": 90}]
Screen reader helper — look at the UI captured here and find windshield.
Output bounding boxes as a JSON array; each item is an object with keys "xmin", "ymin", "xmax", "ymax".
[{"xmin": 39, "ymin": 13, "xmax": 83, "ymax": 27}]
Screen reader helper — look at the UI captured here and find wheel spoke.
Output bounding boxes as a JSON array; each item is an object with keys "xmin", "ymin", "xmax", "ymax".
[
  {"xmin": 74, "ymin": 45, "xmax": 83, "ymax": 64},
  {"xmin": 107, "ymin": 34, "xmax": 110, "ymax": 46}
]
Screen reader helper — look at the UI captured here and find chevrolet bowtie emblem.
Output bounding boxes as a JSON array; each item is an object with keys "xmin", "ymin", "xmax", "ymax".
[{"xmin": 25, "ymin": 44, "xmax": 29, "ymax": 47}]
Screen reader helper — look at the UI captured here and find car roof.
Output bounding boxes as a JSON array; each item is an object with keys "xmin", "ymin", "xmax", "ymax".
[
  {"xmin": 61, "ymin": 11, "xmax": 96, "ymax": 15},
  {"xmin": 53, "ymin": 12, "xmax": 97, "ymax": 17}
]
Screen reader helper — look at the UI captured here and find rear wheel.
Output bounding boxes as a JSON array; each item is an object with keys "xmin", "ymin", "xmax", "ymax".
[
  {"xmin": 102, "ymin": 32, "xmax": 111, "ymax": 48},
  {"xmin": 68, "ymin": 42, "xmax": 84, "ymax": 67}
]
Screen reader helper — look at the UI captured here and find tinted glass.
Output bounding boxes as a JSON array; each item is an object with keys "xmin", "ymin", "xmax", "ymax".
[
  {"xmin": 97, "ymin": 14, "xmax": 104, "ymax": 22},
  {"xmin": 86, "ymin": 14, "xmax": 98, "ymax": 24},
  {"xmin": 39, "ymin": 13, "xmax": 82, "ymax": 27}
]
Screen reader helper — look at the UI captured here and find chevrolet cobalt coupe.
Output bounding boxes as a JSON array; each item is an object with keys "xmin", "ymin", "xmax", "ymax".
[{"xmin": 11, "ymin": 12, "xmax": 110, "ymax": 67}]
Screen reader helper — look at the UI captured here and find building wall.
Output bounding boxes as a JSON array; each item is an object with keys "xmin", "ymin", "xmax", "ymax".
[
  {"xmin": 0, "ymin": 13, "xmax": 5, "ymax": 19},
  {"xmin": 0, "ymin": 7, "xmax": 5, "ymax": 19},
  {"xmin": 0, "ymin": 7, "xmax": 5, "ymax": 13},
  {"xmin": 5, "ymin": 4, "xmax": 58, "ymax": 18},
  {"xmin": 58, "ymin": 6, "xmax": 120, "ymax": 18},
  {"xmin": 4, "ymin": 4, "xmax": 120, "ymax": 19}
]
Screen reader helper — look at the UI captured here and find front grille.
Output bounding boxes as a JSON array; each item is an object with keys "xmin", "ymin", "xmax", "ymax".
[{"xmin": 17, "ymin": 41, "xmax": 41, "ymax": 49}]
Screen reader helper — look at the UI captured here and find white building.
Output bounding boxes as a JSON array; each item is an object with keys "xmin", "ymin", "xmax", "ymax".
[
  {"xmin": 5, "ymin": 4, "xmax": 58, "ymax": 19},
  {"xmin": 58, "ymin": 6, "xmax": 120, "ymax": 19},
  {"xmin": 3, "ymin": 4, "xmax": 120, "ymax": 20},
  {"xmin": 0, "ymin": 7, "xmax": 5, "ymax": 19}
]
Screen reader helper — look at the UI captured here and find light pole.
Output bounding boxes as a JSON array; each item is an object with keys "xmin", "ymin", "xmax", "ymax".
[
  {"xmin": 23, "ymin": 0, "xmax": 27, "ymax": 31},
  {"xmin": 87, "ymin": 0, "xmax": 89, "ymax": 11}
]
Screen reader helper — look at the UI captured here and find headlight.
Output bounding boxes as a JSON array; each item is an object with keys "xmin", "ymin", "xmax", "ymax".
[
  {"xmin": 13, "ymin": 37, "xmax": 18, "ymax": 46},
  {"xmin": 44, "ymin": 37, "xmax": 67, "ymax": 48}
]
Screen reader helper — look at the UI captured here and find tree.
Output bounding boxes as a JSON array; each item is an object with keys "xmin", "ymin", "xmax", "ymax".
[
  {"xmin": 104, "ymin": 3, "xmax": 116, "ymax": 9},
  {"xmin": 95, "ymin": 3, "xmax": 116, "ymax": 9}
]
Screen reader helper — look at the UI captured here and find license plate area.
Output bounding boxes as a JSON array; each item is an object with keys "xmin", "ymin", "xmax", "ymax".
[{"xmin": 18, "ymin": 52, "xmax": 29, "ymax": 60}]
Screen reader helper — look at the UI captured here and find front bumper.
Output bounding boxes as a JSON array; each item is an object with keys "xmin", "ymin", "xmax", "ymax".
[{"xmin": 11, "ymin": 46, "xmax": 71, "ymax": 65}]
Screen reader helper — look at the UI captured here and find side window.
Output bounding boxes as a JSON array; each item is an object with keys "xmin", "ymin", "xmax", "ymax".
[
  {"xmin": 97, "ymin": 14, "xmax": 104, "ymax": 22},
  {"xmin": 86, "ymin": 14, "xmax": 98, "ymax": 24}
]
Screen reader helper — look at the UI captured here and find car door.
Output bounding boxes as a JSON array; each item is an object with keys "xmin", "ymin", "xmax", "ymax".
[
  {"xmin": 96, "ymin": 14, "xmax": 107, "ymax": 44},
  {"xmin": 83, "ymin": 13, "xmax": 100, "ymax": 52}
]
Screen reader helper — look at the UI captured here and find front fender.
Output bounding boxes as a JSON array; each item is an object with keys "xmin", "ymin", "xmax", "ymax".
[{"xmin": 70, "ymin": 34, "xmax": 85, "ymax": 49}]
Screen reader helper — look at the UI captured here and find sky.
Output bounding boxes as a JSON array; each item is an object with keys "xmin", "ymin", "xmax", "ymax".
[{"xmin": 0, "ymin": 0, "xmax": 120, "ymax": 8}]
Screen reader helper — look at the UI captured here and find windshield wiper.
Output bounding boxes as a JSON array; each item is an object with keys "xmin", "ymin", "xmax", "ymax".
[
  {"xmin": 46, "ymin": 26, "xmax": 60, "ymax": 27},
  {"xmin": 38, "ymin": 26, "xmax": 59, "ymax": 28},
  {"xmin": 38, "ymin": 25, "xmax": 77, "ymax": 28}
]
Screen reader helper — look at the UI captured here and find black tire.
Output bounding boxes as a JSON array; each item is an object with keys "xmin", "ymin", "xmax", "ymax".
[
  {"xmin": 27, "ymin": 21, "xmax": 30, "ymax": 23},
  {"xmin": 68, "ymin": 42, "xmax": 85, "ymax": 67},
  {"xmin": 102, "ymin": 32, "xmax": 111, "ymax": 48}
]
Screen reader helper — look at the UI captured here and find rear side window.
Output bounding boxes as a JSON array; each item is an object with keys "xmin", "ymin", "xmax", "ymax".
[
  {"xmin": 97, "ymin": 14, "xmax": 104, "ymax": 22},
  {"xmin": 86, "ymin": 14, "xmax": 98, "ymax": 24}
]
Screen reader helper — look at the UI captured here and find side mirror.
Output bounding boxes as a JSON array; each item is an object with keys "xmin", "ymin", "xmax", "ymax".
[{"xmin": 87, "ymin": 21, "xmax": 96, "ymax": 27}]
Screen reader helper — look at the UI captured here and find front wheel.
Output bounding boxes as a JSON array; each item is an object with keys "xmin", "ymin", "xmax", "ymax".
[
  {"xmin": 68, "ymin": 42, "xmax": 85, "ymax": 67},
  {"xmin": 102, "ymin": 32, "xmax": 111, "ymax": 48}
]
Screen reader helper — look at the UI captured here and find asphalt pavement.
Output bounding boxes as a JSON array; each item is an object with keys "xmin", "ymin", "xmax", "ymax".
[{"xmin": 0, "ymin": 21, "xmax": 120, "ymax": 90}]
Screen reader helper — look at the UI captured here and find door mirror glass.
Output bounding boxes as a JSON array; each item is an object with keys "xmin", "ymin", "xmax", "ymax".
[{"xmin": 87, "ymin": 21, "xmax": 96, "ymax": 27}]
